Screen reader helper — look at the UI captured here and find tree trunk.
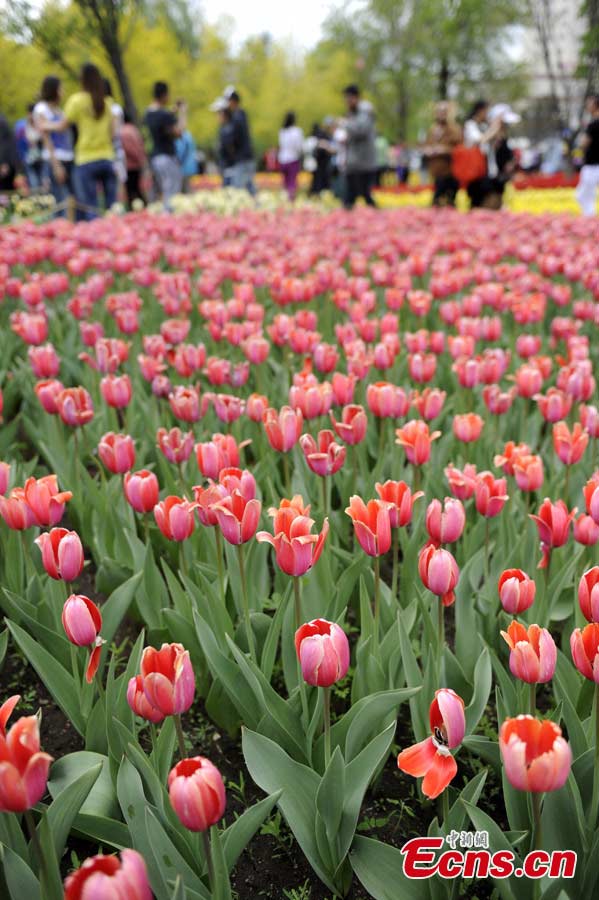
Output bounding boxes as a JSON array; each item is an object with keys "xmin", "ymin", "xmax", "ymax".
[
  {"xmin": 107, "ymin": 43, "xmax": 138, "ymax": 123},
  {"xmin": 438, "ymin": 57, "xmax": 450, "ymax": 100}
]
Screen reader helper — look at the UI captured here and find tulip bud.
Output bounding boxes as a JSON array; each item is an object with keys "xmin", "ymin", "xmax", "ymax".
[
  {"xmin": 139, "ymin": 643, "xmax": 195, "ymax": 716},
  {"xmin": 418, "ymin": 543, "xmax": 459, "ymax": 606},
  {"xmin": 124, "ymin": 469, "xmax": 159, "ymax": 513},
  {"xmin": 98, "ymin": 432, "xmax": 136, "ymax": 474},
  {"xmin": 498, "ymin": 569, "xmax": 535, "ymax": 614},
  {"xmin": 35, "ymin": 528, "xmax": 84, "ymax": 582},
  {"xmin": 571, "ymin": 623, "xmax": 599, "ymax": 682},
  {"xmin": 0, "ymin": 462, "xmax": 10, "ymax": 496},
  {"xmin": 154, "ymin": 496, "xmax": 197, "ymax": 542},
  {"xmin": 578, "ymin": 567, "xmax": 599, "ymax": 622},
  {"xmin": 295, "ymin": 618, "xmax": 350, "ymax": 686},
  {"xmin": 64, "ymin": 849, "xmax": 152, "ymax": 900},
  {"xmin": 168, "ymin": 757, "xmax": 226, "ymax": 831},
  {"xmin": 62, "ymin": 594, "xmax": 102, "ymax": 646},
  {"xmin": 425, "ymin": 497, "xmax": 465, "ymax": 544}
]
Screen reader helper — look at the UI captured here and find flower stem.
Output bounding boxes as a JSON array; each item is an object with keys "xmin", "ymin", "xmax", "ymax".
[
  {"xmin": 174, "ymin": 713, "xmax": 187, "ymax": 760},
  {"xmin": 528, "ymin": 682, "xmax": 536, "ymax": 717},
  {"xmin": 531, "ymin": 790, "xmax": 543, "ymax": 852},
  {"xmin": 484, "ymin": 517, "xmax": 490, "ymax": 585},
  {"xmin": 589, "ymin": 682, "xmax": 599, "ymax": 830},
  {"xmin": 282, "ymin": 451, "xmax": 291, "ymax": 496},
  {"xmin": 441, "ymin": 788, "xmax": 450, "ymax": 826},
  {"xmin": 373, "ymin": 555, "xmax": 380, "ymax": 650},
  {"xmin": 323, "ymin": 686, "xmax": 331, "ymax": 768},
  {"xmin": 237, "ymin": 544, "xmax": 257, "ymax": 663},
  {"xmin": 391, "ymin": 527, "xmax": 399, "ymax": 602},
  {"xmin": 202, "ymin": 828, "xmax": 216, "ymax": 891},
  {"xmin": 24, "ymin": 809, "xmax": 46, "ymax": 881},
  {"xmin": 564, "ymin": 465, "xmax": 570, "ymax": 504},
  {"xmin": 321, "ymin": 476, "xmax": 328, "ymax": 518},
  {"xmin": 214, "ymin": 527, "xmax": 225, "ymax": 605},
  {"xmin": 293, "ymin": 576, "xmax": 310, "ymax": 729}
]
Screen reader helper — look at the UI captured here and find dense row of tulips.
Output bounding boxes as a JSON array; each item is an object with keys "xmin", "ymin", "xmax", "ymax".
[{"xmin": 0, "ymin": 205, "xmax": 598, "ymax": 899}]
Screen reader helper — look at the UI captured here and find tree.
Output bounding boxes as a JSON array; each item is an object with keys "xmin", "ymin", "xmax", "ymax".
[
  {"xmin": 579, "ymin": 0, "xmax": 599, "ymax": 100},
  {"xmin": 321, "ymin": 0, "xmax": 529, "ymax": 140}
]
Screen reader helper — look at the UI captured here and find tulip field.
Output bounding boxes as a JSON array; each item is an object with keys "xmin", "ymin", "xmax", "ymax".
[{"xmin": 1, "ymin": 205, "xmax": 599, "ymax": 899}]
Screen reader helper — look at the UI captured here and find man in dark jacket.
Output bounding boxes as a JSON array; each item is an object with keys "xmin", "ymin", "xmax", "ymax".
[
  {"xmin": 224, "ymin": 86, "xmax": 256, "ymax": 195},
  {"xmin": 341, "ymin": 84, "xmax": 377, "ymax": 209}
]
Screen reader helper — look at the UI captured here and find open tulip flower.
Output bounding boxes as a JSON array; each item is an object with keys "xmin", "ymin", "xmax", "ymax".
[
  {"xmin": 500, "ymin": 621, "xmax": 557, "ymax": 685},
  {"xmin": 375, "ymin": 480, "xmax": 423, "ymax": 528},
  {"xmin": 397, "ymin": 689, "xmax": 465, "ymax": 799},
  {"xmin": 256, "ymin": 498, "xmax": 328, "ymax": 577},
  {"xmin": 299, "ymin": 429, "xmax": 346, "ymax": 477},
  {"xmin": 395, "ymin": 419, "xmax": 440, "ymax": 466},
  {"xmin": 345, "ymin": 495, "xmax": 392, "ymax": 556},
  {"xmin": 330, "ymin": 403, "xmax": 368, "ymax": 445},
  {"xmin": 0, "ymin": 695, "xmax": 53, "ymax": 812},
  {"xmin": 64, "ymin": 849, "xmax": 152, "ymax": 900},
  {"xmin": 552, "ymin": 420, "xmax": 589, "ymax": 466},
  {"xmin": 529, "ymin": 497, "xmax": 576, "ymax": 569},
  {"xmin": 499, "ymin": 716, "xmax": 571, "ymax": 793},
  {"xmin": 23, "ymin": 474, "xmax": 72, "ymax": 527}
]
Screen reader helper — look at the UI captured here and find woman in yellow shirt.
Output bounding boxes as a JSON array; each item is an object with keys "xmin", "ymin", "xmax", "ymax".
[{"xmin": 61, "ymin": 63, "xmax": 118, "ymax": 220}]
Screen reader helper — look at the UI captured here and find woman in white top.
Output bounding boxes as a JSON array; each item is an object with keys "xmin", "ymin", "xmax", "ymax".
[
  {"xmin": 463, "ymin": 99, "xmax": 503, "ymax": 209},
  {"xmin": 34, "ymin": 76, "xmax": 74, "ymax": 213},
  {"xmin": 278, "ymin": 112, "xmax": 304, "ymax": 201}
]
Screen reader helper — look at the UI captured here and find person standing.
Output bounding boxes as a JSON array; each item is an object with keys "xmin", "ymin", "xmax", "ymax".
[
  {"xmin": 340, "ymin": 85, "xmax": 377, "ymax": 209},
  {"xmin": 576, "ymin": 94, "xmax": 599, "ymax": 216},
  {"xmin": 120, "ymin": 113, "xmax": 147, "ymax": 208},
  {"xmin": 34, "ymin": 76, "xmax": 74, "ymax": 214},
  {"xmin": 175, "ymin": 103, "xmax": 198, "ymax": 193},
  {"xmin": 462, "ymin": 99, "xmax": 503, "ymax": 209},
  {"xmin": 224, "ymin": 87, "xmax": 256, "ymax": 195},
  {"xmin": 374, "ymin": 132, "xmax": 390, "ymax": 186},
  {"xmin": 0, "ymin": 114, "xmax": 20, "ymax": 191},
  {"xmin": 423, "ymin": 101, "xmax": 462, "ymax": 206},
  {"xmin": 278, "ymin": 112, "xmax": 304, "ymax": 201},
  {"xmin": 24, "ymin": 104, "xmax": 47, "ymax": 190},
  {"xmin": 143, "ymin": 82, "xmax": 184, "ymax": 209},
  {"xmin": 61, "ymin": 63, "xmax": 118, "ymax": 219}
]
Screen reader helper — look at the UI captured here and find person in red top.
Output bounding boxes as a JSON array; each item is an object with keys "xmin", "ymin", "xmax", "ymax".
[{"xmin": 120, "ymin": 113, "xmax": 148, "ymax": 208}]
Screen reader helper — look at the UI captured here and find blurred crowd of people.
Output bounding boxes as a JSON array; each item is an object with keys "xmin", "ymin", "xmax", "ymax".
[{"xmin": 2, "ymin": 64, "xmax": 599, "ymax": 217}]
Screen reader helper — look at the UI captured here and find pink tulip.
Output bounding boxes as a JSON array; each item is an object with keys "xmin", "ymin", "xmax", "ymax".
[
  {"xmin": 578, "ymin": 567, "xmax": 599, "ymax": 622},
  {"xmin": 501, "ymin": 621, "xmax": 556, "ymax": 684},
  {"xmin": 375, "ymin": 480, "xmax": 423, "ymax": 528},
  {"xmin": 418, "ymin": 543, "xmax": 459, "ymax": 606},
  {"xmin": 498, "ymin": 569, "xmax": 536, "ymax": 614},
  {"xmin": 35, "ymin": 528, "xmax": 84, "ymax": 582},
  {"xmin": 0, "ymin": 462, "xmax": 10, "ymax": 495},
  {"xmin": 212, "ymin": 491, "xmax": 262, "ymax": 545},
  {"xmin": 0, "ymin": 695, "xmax": 53, "ymax": 812},
  {"xmin": 500, "ymin": 716, "xmax": 571, "ymax": 792},
  {"xmin": 168, "ymin": 757, "xmax": 226, "ymax": 832},
  {"xmin": 100, "ymin": 374, "xmax": 132, "ymax": 409},
  {"xmin": 64, "ymin": 849, "xmax": 152, "ymax": 900},
  {"xmin": 156, "ymin": 427, "xmax": 194, "ymax": 465},
  {"xmin": 571, "ymin": 623, "xmax": 599, "ymax": 682},
  {"xmin": 425, "ymin": 497, "xmax": 465, "ymax": 544},
  {"xmin": 299, "ymin": 430, "xmax": 346, "ymax": 477},
  {"xmin": 124, "ymin": 469, "xmax": 159, "ymax": 514},
  {"xmin": 98, "ymin": 432, "xmax": 136, "ymax": 474},
  {"xmin": 294, "ymin": 618, "xmax": 350, "ymax": 686},
  {"xmin": 154, "ymin": 496, "xmax": 197, "ymax": 542},
  {"xmin": 138, "ymin": 643, "xmax": 195, "ymax": 716},
  {"xmin": 62, "ymin": 594, "xmax": 102, "ymax": 646},
  {"xmin": 257, "ymin": 497, "xmax": 328, "ymax": 576}
]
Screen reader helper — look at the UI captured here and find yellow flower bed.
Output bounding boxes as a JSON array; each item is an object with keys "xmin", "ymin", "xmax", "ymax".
[{"xmin": 375, "ymin": 184, "xmax": 582, "ymax": 215}]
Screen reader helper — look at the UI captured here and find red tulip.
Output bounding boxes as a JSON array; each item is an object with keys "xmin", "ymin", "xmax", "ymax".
[
  {"xmin": 578, "ymin": 567, "xmax": 599, "ymax": 621},
  {"xmin": 452, "ymin": 413, "xmax": 484, "ymax": 443},
  {"xmin": 444, "ymin": 462, "xmax": 477, "ymax": 500},
  {"xmin": 574, "ymin": 514, "xmax": 599, "ymax": 546},
  {"xmin": 157, "ymin": 427, "xmax": 194, "ymax": 464},
  {"xmin": 168, "ymin": 757, "xmax": 226, "ymax": 832},
  {"xmin": 154, "ymin": 496, "xmax": 197, "ymax": 541},
  {"xmin": 64, "ymin": 849, "xmax": 152, "ymax": 900},
  {"xmin": 583, "ymin": 472, "xmax": 599, "ymax": 524},
  {"xmin": 474, "ymin": 472, "xmax": 508, "ymax": 517},
  {"xmin": 294, "ymin": 618, "xmax": 350, "ymax": 686},
  {"xmin": 553, "ymin": 421, "xmax": 589, "ymax": 465},
  {"xmin": 195, "ymin": 433, "xmax": 245, "ymax": 479},
  {"xmin": 375, "ymin": 480, "xmax": 423, "ymax": 528},
  {"xmin": 425, "ymin": 497, "xmax": 465, "ymax": 544},
  {"xmin": 299, "ymin": 430, "xmax": 346, "ymax": 476},
  {"xmin": 34, "ymin": 378, "xmax": 65, "ymax": 414},
  {"xmin": 529, "ymin": 498, "xmax": 576, "ymax": 568},
  {"xmin": 330, "ymin": 404, "xmax": 367, "ymax": 445},
  {"xmin": 35, "ymin": 528, "xmax": 84, "ymax": 582},
  {"xmin": 418, "ymin": 543, "xmax": 459, "ymax": 606},
  {"xmin": 57, "ymin": 387, "xmax": 94, "ymax": 427},
  {"xmin": 498, "ymin": 569, "xmax": 535, "ymax": 615},
  {"xmin": 212, "ymin": 490, "xmax": 261, "ymax": 545},
  {"xmin": 62, "ymin": 594, "xmax": 102, "ymax": 646},
  {"xmin": 123, "ymin": 469, "xmax": 159, "ymax": 514},
  {"xmin": 396, "ymin": 419, "xmax": 440, "ymax": 465},
  {"xmin": 500, "ymin": 716, "xmax": 571, "ymax": 792},
  {"xmin": 23, "ymin": 474, "xmax": 72, "ymax": 526},
  {"xmin": 138, "ymin": 643, "xmax": 195, "ymax": 716},
  {"xmin": 0, "ymin": 695, "xmax": 53, "ymax": 812},
  {"xmin": 501, "ymin": 621, "xmax": 556, "ymax": 684},
  {"xmin": 263, "ymin": 406, "xmax": 303, "ymax": 452},
  {"xmin": 345, "ymin": 496, "xmax": 392, "ymax": 556},
  {"xmin": 397, "ymin": 689, "xmax": 465, "ymax": 799},
  {"xmin": 257, "ymin": 497, "xmax": 328, "ymax": 576},
  {"xmin": 100, "ymin": 374, "xmax": 132, "ymax": 409}
]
